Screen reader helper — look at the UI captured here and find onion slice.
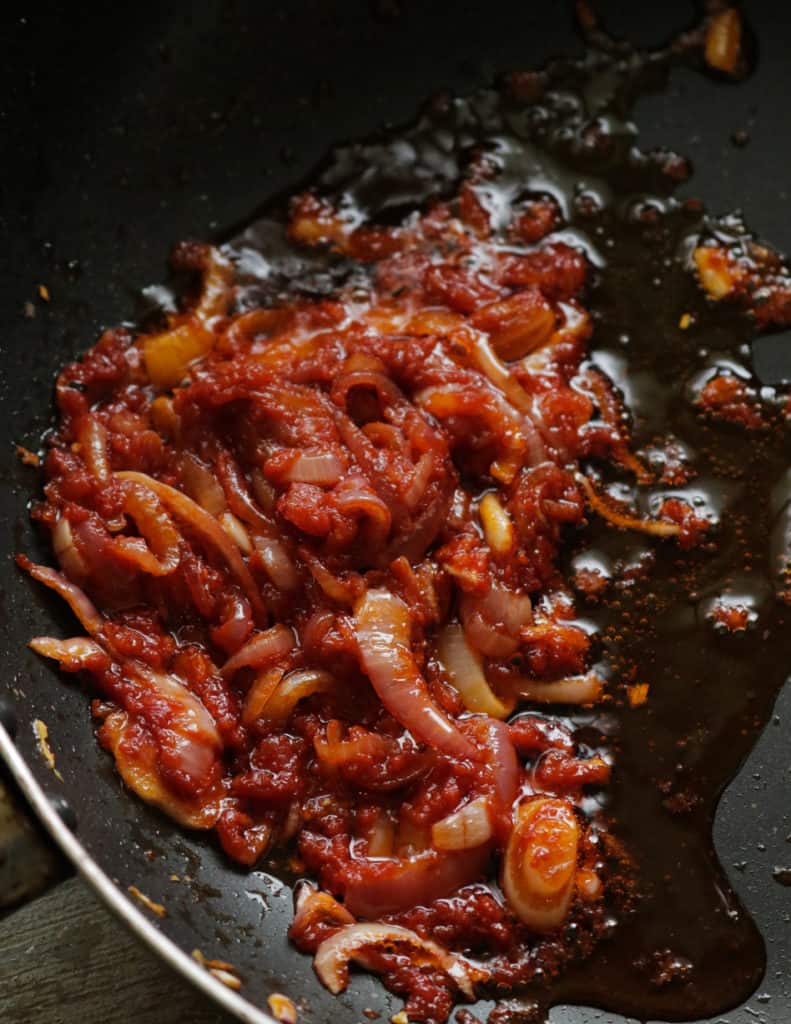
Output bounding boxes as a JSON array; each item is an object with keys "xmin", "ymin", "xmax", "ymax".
[
  {"xmin": 314, "ymin": 922, "xmax": 488, "ymax": 998},
  {"xmin": 354, "ymin": 589, "xmax": 477, "ymax": 761},
  {"xmin": 219, "ymin": 624, "xmax": 294, "ymax": 681},
  {"xmin": 264, "ymin": 669, "xmax": 336, "ymax": 724},
  {"xmin": 281, "ymin": 451, "xmax": 346, "ymax": 486},
  {"xmin": 115, "ymin": 471, "xmax": 267, "ymax": 618},
  {"xmin": 115, "ymin": 482, "xmax": 182, "ymax": 576},
  {"xmin": 432, "ymin": 796, "xmax": 493, "ymax": 851},
  {"xmin": 515, "ymin": 672, "xmax": 604, "ymax": 705},
  {"xmin": 501, "ymin": 798, "xmax": 579, "ymax": 932},
  {"xmin": 437, "ymin": 624, "xmax": 513, "ymax": 719},
  {"xmin": 52, "ymin": 517, "xmax": 89, "ymax": 579},
  {"xmin": 29, "ymin": 635, "xmax": 110, "ymax": 673},
  {"xmin": 343, "ymin": 844, "xmax": 490, "ymax": 918},
  {"xmin": 485, "ymin": 717, "xmax": 520, "ymax": 822},
  {"xmin": 19, "ymin": 558, "xmax": 104, "ymax": 635}
]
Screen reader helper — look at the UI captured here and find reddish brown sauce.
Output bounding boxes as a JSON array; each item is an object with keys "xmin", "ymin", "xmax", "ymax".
[{"xmin": 19, "ymin": 5, "xmax": 791, "ymax": 1022}]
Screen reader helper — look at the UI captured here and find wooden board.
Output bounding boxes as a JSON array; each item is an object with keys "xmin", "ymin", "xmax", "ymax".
[
  {"xmin": 0, "ymin": 874, "xmax": 235, "ymax": 1024},
  {"xmin": 0, "ymin": 774, "xmax": 63, "ymax": 912}
]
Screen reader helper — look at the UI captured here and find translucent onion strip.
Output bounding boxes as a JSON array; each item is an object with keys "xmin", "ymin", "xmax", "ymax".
[
  {"xmin": 354, "ymin": 590, "xmax": 477, "ymax": 760},
  {"xmin": 180, "ymin": 453, "xmax": 227, "ymax": 515},
  {"xmin": 254, "ymin": 535, "xmax": 300, "ymax": 592},
  {"xmin": 52, "ymin": 517, "xmax": 89, "ymax": 579},
  {"xmin": 281, "ymin": 451, "xmax": 346, "ymax": 486},
  {"xmin": 115, "ymin": 471, "xmax": 267, "ymax": 618},
  {"xmin": 431, "ymin": 796, "xmax": 493, "ymax": 851},
  {"xmin": 219, "ymin": 624, "xmax": 294, "ymax": 681},
  {"xmin": 515, "ymin": 672, "xmax": 604, "ymax": 706},
  {"xmin": 220, "ymin": 511, "xmax": 253, "ymax": 555},
  {"xmin": 479, "ymin": 492, "xmax": 515, "ymax": 555},
  {"xmin": 19, "ymin": 559, "xmax": 104, "ymax": 635},
  {"xmin": 29, "ymin": 636, "xmax": 110, "ymax": 673},
  {"xmin": 437, "ymin": 624, "xmax": 513, "ymax": 719},
  {"xmin": 78, "ymin": 415, "xmax": 111, "ymax": 482},
  {"xmin": 313, "ymin": 922, "xmax": 488, "ymax": 998},
  {"xmin": 264, "ymin": 669, "xmax": 336, "ymax": 724},
  {"xmin": 115, "ymin": 483, "xmax": 182, "ymax": 577},
  {"xmin": 242, "ymin": 667, "xmax": 285, "ymax": 728}
]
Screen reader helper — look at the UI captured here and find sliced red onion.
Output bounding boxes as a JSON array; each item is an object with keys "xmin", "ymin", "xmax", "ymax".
[
  {"xmin": 460, "ymin": 583, "xmax": 533, "ymax": 658},
  {"xmin": 219, "ymin": 511, "xmax": 254, "ymax": 555},
  {"xmin": 354, "ymin": 589, "xmax": 477, "ymax": 761},
  {"xmin": 314, "ymin": 922, "xmax": 488, "ymax": 998},
  {"xmin": 264, "ymin": 669, "xmax": 336, "ymax": 724},
  {"xmin": 20, "ymin": 559, "xmax": 104, "ymax": 635},
  {"xmin": 485, "ymin": 717, "xmax": 520, "ymax": 821},
  {"xmin": 219, "ymin": 624, "xmax": 294, "ymax": 681},
  {"xmin": 52, "ymin": 517, "xmax": 89, "ymax": 579},
  {"xmin": 431, "ymin": 796, "xmax": 493, "ymax": 851},
  {"xmin": 254, "ymin": 535, "xmax": 300, "ymax": 592},
  {"xmin": 343, "ymin": 845, "xmax": 490, "ymax": 918},
  {"xmin": 282, "ymin": 451, "xmax": 346, "ymax": 486},
  {"xmin": 29, "ymin": 635, "xmax": 110, "ymax": 673},
  {"xmin": 515, "ymin": 672, "xmax": 604, "ymax": 705},
  {"xmin": 78, "ymin": 415, "xmax": 111, "ymax": 483},
  {"xmin": 180, "ymin": 452, "xmax": 227, "ymax": 516},
  {"xmin": 115, "ymin": 471, "xmax": 267, "ymax": 619},
  {"xmin": 115, "ymin": 482, "xmax": 181, "ymax": 577},
  {"xmin": 436, "ymin": 623, "xmax": 512, "ymax": 719}
]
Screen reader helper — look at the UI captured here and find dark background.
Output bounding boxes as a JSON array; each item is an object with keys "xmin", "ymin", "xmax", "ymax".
[{"xmin": 1, "ymin": 2, "xmax": 790, "ymax": 1022}]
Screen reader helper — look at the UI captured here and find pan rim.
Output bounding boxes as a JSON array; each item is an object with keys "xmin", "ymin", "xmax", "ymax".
[{"xmin": 0, "ymin": 721, "xmax": 277, "ymax": 1024}]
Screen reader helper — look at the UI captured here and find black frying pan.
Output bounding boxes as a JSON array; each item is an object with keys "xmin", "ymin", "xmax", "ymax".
[{"xmin": 2, "ymin": 2, "xmax": 790, "ymax": 1022}]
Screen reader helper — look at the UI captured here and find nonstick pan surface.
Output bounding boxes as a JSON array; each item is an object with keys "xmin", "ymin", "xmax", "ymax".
[{"xmin": 2, "ymin": 2, "xmax": 791, "ymax": 1022}]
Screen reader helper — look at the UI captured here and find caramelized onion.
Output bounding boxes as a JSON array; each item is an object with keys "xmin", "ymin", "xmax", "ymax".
[
  {"xmin": 515, "ymin": 672, "xmax": 604, "ymax": 705},
  {"xmin": 314, "ymin": 721, "xmax": 386, "ymax": 767},
  {"xmin": 354, "ymin": 589, "xmax": 477, "ymax": 760},
  {"xmin": 264, "ymin": 669, "xmax": 336, "ymax": 724},
  {"xmin": 343, "ymin": 845, "xmax": 490, "ymax": 918},
  {"xmin": 219, "ymin": 511, "xmax": 254, "ymax": 555},
  {"xmin": 215, "ymin": 450, "xmax": 274, "ymax": 533},
  {"xmin": 479, "ymin": 492, "xmax": 515, "ymax": 555},
  {"xmin": 432, "ymin": 796, "xmax": 493, "ymax": 851},
  {"xmin": 52, "ymin": 517, "xmax": 89, "ymax": 579},
  {"xmin": 334, "ymin": 485, "xmax": 392, "ymax": 544},
  {"xmin": 314, "ymin": 922, "xmax": 487, "ymax": 998},
  {"xmin": 19, "ymin": 559, "xmax": 104, "ymax": 635},
  {"xmin": 242, "ymin": 667, "xmax": 285, "ymax": 727},
  {"xmin": 180, "ymin": 452, "xmax": 227, "ymax": 515},
  {"xmin": 437, "ymin": 624, "xmax": 513, "ymax": 719},
  {"xmin": 291, "ymin": 881, "xmax": 355, "ymax": 937},
  {"xmin": 282, "ymin": 451, "xmax": 346, "ymax": 486},
  {"xmin": 485, "ymin": 717, "xmax": 520, "ymax": 823},
  {"xmin": 254, "ymin": 535, "xmax": 300, "ymax": 592},
  {"xmin": 460, "ymin": 584, "xmax": 532, "ymax": 659},
  {"xmin": 101, "ymin": 709, "xmax": 222, "ymax": 830},
  {"xmin": 78, "ymin": 415, "xmax": 111, "ymax": 482},
  {"xmin": 29, "ymin": 635, "xmax": 110, "ymax": 673},
  {"xmin": 115, "ymin": 482, "xmax": 182, "ymax": 577},
  {"xmin": 115, "ymin": 471, "xmax": 267, "ymax": 618},
  {"xmin": 219, "ymin": 624, "xmax": 294, "ymax": 681},
  {"xmin": 502, "ymin": 797, "xmax": 579, "ymax": 932},
  {"xmin": 366, "ymin": 814, "xmax": 396, "ymax": 858}
]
